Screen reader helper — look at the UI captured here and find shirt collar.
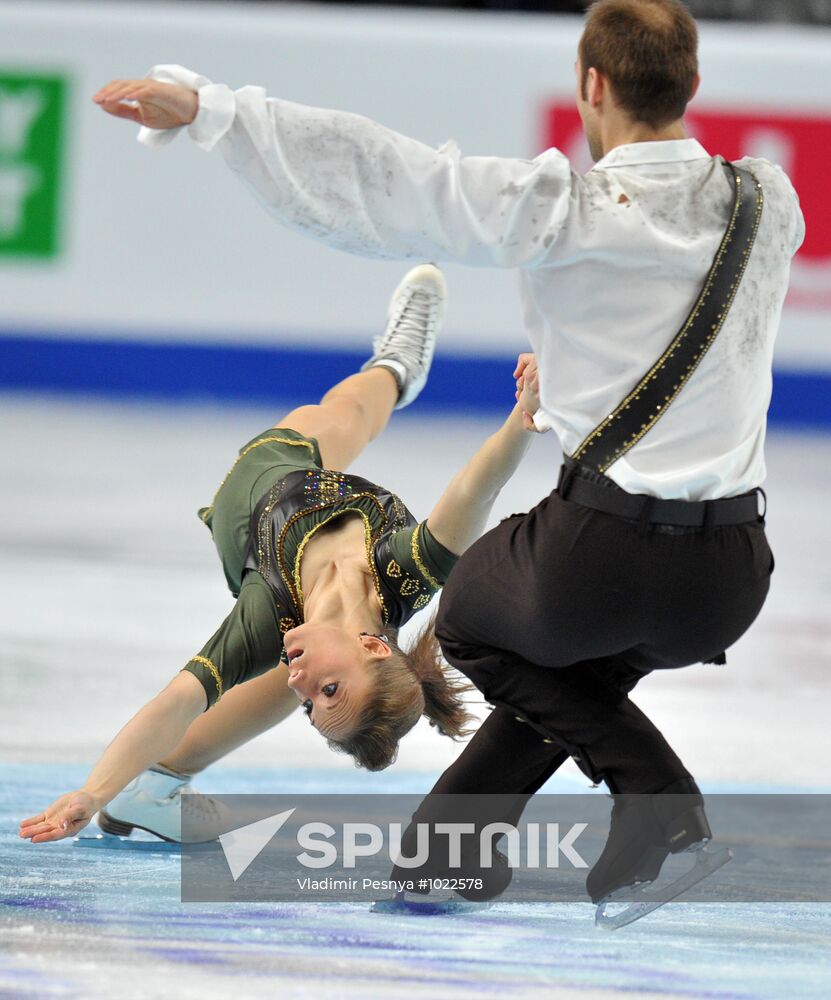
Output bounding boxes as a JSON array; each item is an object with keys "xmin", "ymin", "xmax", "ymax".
[{"xmin": 592, "ymin": 138, "xmax": 711, "ymax": 170}]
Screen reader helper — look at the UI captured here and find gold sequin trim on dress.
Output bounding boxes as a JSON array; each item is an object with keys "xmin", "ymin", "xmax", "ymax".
[
  {"xmin": 410, "ymin": 522, "xmax": 441, "ymax": 591},
  {"xmin": 305, "ymin": 469, "xmax": 353, "ymax": 504},
  {"xmin": 391, "ymin": 495, "xmax": 410, "ymax": 531},
  {"xmin": 255, "ymin": 481, "xmax": 287, "ymax": 586},
  {"xmin": 278, "ymin": 498, "xmax": 390, "ymax": 624},
  {"xmin": 187, "ymin": 655, "xmax": 223, "ymax": 703},
  {"xmin": 203, "ymin": 434, "xmax": 317, "ymax": 516}
]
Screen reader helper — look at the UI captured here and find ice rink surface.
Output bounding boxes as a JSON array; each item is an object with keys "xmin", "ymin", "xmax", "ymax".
[{"xmin": 2, "ymin": 394, "xmax": 830, "ymax": 998}]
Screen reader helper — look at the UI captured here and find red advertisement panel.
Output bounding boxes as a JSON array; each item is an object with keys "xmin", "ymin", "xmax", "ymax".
[{"xmin": 542, "ymin": 102, "xmax": 830, "ymax": 307}]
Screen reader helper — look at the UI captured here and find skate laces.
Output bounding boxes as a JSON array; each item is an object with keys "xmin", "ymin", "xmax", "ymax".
[
  {"xmin": 173, "ymin": 783, "xmax": 220, "ymax": 821},
  {"xmin": 378, "ymin": 289, "xmax": 436, "ymax": 364},
  {"xmin": 186, "ymin": 797, "xmax": 220, "ymax": 821}
]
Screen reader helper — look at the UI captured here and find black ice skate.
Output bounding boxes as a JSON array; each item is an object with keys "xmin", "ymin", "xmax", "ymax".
[
  {"xmin": 588, "ymin": 778, "xmax": 732, "ymax": 930},
  {"xmin": 372, "ymin": 836, "xmax": 511, "ymax": 916},
  {"xmin": 370, "ymin": 891, "xmax": 495, "ymax": 916}
]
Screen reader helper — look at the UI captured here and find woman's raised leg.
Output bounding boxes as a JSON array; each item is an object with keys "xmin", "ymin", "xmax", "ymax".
[
  {"xmin": 105, "ymin": 267, "xmax": 446, "ymax": 805},
  {"xmin": 159, "ymin": 265, "xmax": 447, "ymax": 770},
  {"xmin": 276, "ymin": 263, "xmax": 446, "ymax": 471},
  {"xmin": 278, "ymin": 367, "xmax": 399, "ymax": 472}
]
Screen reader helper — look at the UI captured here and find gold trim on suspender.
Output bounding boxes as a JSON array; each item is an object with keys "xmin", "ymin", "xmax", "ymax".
[{"xmin": 571, "ymin": 167, "xmax": 765, "ymax": 473}]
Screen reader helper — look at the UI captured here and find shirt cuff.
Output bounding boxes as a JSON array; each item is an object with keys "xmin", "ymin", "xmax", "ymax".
[
  {"xmin": 136, "ymin": 63, "xmax": 234, "ymax": 152},
  {"xmin": 188, "ymin": 83, "xmax": 237, "ymax": 151},
  {"xmin": 532, "ymin": 407, "xmax": 555, "ymax": 433}
]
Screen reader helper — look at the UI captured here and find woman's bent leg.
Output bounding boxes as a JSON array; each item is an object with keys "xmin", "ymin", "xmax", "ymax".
[{"xmin": 159, "ymin": 664, "xmax": 298, "ymax": 775}]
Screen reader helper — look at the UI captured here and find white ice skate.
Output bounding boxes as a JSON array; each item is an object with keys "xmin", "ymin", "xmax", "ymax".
[
  {"xmin": 94, "ymin": 766, "xmax": 227, "ymax": 844},
  {"xmin": 361, "ymin": 264, "xmax": 446, "ymax": 409}
]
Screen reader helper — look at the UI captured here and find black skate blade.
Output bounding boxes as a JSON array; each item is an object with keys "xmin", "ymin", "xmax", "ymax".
[
  {"xmin": 371, "ymin": 892, "xmax": 492, "ymax": 915},
  {"xmin": 595, "ymin": 846, "xmax": 733, "ymax": 931}
]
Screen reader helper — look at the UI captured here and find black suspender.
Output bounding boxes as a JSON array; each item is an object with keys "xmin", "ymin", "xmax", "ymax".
[{"xmin": 570, "ymin": 160, "xmax": 765, "ymax": 475}]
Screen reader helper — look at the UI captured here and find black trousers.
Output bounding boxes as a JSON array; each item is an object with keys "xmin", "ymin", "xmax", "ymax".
[{"xmin": 434, "ymin": 480, "xmax": 773, "ymax": 796}]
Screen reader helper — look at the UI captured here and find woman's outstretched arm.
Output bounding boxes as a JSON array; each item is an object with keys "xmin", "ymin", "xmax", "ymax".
[
  {"xmin": 20, "ymin": 557, "xmax": 285, "ymax": 843},
  {"xmin": 425, "ymin": 357, "xmax": 544, "ymax": 556},
  {"xmin": 19, "ymin": 672, "xmax": 207, "ymax": 844}
]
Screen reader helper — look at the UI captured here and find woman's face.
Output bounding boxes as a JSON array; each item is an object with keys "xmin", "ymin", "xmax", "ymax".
[{"xmin": 284, "ymin": 623, "xmax": 387, "ymax": 738}]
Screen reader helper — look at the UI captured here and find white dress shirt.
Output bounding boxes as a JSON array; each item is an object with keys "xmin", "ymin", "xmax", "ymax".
[{"xmin": 139, "ymin": 65, "xmax": 805, "ymax": 500}]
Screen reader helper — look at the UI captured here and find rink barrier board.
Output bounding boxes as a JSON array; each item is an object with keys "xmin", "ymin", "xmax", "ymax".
[
  {"xmin": 0, "ymin": 331, "xmax": 828, "ymax": 427},
  {"xmin": 0, "ymin": 4, "xmax": 828, "ymax": 368}
]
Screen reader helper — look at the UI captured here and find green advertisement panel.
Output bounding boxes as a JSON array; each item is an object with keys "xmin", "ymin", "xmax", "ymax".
[{"xmin": 0, "ymin": 72, "xmax": 67, "ymax": 259}]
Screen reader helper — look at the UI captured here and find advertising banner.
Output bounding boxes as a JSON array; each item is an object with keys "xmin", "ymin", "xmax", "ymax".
[{"xmin": 0, "ymin": 2, "xmax": 828, "ymax": 422}]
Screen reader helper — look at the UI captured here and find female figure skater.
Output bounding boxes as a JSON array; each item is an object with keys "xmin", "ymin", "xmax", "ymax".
[{"xmin": 20, "ymin": 264, "xmax": 543, "ymax": 845}]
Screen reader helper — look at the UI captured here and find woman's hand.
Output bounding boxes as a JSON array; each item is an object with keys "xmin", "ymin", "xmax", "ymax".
[
  {"xmin": 19, "ymin": 790, "xmax": 102, "ymax": 844},
  {"xmin": 514, "ymin": 353, "xmax": 544, "ymax": 431},
  {"xmin": 92, "ymin": 79, "xmax": 199, "ymax": 130},
  {"xmin": 513, "ymin": 352, "xmax": 535, "ymax": 384}
]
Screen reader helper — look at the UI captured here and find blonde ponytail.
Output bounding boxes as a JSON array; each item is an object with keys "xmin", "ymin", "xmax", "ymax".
[{"xmin": 400, "ymin": 624, "xmax": 474, "ymax": 738}]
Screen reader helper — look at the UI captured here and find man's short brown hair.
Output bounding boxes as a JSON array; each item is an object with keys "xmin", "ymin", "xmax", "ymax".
[{"xmin": 579, "ymin": 0, "xmax": 698, "ymax": 130}]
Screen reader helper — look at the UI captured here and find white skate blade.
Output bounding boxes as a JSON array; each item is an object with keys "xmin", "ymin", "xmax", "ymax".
[
  {"xmin": 371, "ymin": 891, "xmax": 492, "ymax": 915},
  {"xmin": 74, "ymin": 833, "xmax": 214, "ymax": 854},
  {"xmin": 75, "ymin": 833, "xmax": 181, "ymax": 853},
  {"xmin": 595, "ymin": 847, "xmax": 733, "ymax": 931}
]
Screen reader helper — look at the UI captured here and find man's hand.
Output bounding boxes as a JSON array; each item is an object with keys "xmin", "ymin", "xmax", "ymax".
[
  {"xmin": 514, "ymin": 352, "xmax": 544, "ymax": 431},
  {"xmin": 92, "ymin": 79, "xmax": 198, "ymax": 130},
  {"xmin": 19, "ymin": 790, "xmax": 102, "ymax": 844}
]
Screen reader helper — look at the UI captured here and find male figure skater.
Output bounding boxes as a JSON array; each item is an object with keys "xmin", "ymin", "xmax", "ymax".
[{"xmin": 93, "ymin": 0, "xmax": 803, "ymax": 908}]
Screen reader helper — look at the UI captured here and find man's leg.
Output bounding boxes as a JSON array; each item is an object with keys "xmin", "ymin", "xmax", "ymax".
[
  {"xmin": 390, "ymin": 707, "xmax": 569, "ymax": 898},
  {"xmin": 429, "ymin": 706, "xmax": 569, "ymax": 796},
  {"xmin": 439, "ymin": 639, "xmax": 690, "ymax": 794},
  {"xmin": 431, "ymin": 488, "xmax": 771, "ymax": 903},
  {"xmin": 435, "ymin": 474, "xmax": 771, "ymax": 796},
  {"xmin": 432, "ymin": 490, "xmax": 696, "ymax": 795}
]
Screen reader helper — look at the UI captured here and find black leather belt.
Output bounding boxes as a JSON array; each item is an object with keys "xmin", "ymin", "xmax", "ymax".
[{"xmin": 557, "ymin": 461, "xmax": 764, "ymax": 527}]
